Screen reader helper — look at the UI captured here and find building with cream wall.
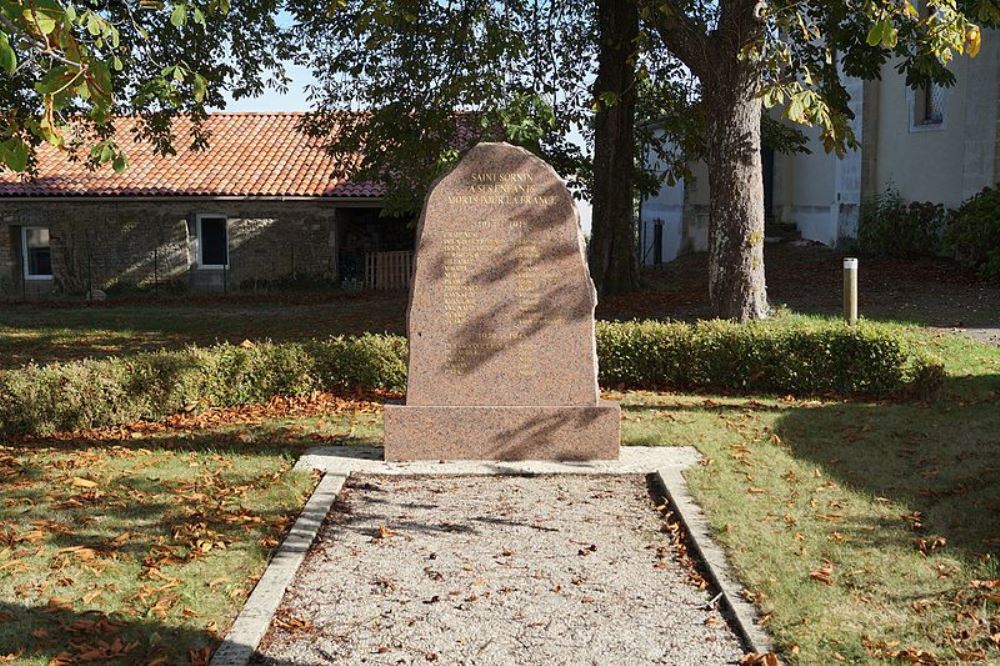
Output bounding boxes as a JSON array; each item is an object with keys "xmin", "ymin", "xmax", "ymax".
[{"xmin": 640, "ymin": 30, "xmax": 1000, "ymax": 265}]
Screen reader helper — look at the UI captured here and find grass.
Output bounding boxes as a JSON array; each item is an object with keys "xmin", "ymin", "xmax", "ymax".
[
  {"xmin": 0, "ymin": 396, "xmax": 384, "ymax": 665},
  {"xmin": 0, "ymin": 293, "xmax": 406, "ymax": 369},
  {"xmin": 619, "ymin": 330, "xmax": 1000, "ymax": 663},
  {"xmin": 0, "ymin": 253, "xmax": 997, "ymax": 663}
]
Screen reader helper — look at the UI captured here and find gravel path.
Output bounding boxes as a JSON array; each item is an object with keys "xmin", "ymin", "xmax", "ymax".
[
  {"xmin": 252, "ymin": 474, "xmax": 744, "ymax": 665},
  {"xmin": 958, "ymin": 327, "xmax": 1000, "ymax": 347}
]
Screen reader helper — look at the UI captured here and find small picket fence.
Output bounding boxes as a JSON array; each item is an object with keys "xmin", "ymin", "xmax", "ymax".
[{"xmin": 365, "ymin": 250, "xmax": 415, "ymax": 291}]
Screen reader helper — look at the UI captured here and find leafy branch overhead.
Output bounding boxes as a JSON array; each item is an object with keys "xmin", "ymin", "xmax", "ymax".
[
  {"xmin": 0, "ymin": 0, "xmax": 293, "ymax": 173},
  {"xmin": 756, "ymin": 0, "xmax": 990, "ymax": 156}
]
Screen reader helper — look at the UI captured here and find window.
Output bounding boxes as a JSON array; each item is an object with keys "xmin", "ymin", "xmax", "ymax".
[
  {"xmin": 916, "ymin": 84, "xmax": 945, "ymax": 126},
  {"xmin": 196, "ymin": 215, "xmax": 229, "ymax": 268},
  {"xmin": 22, "ymin": 226, "xmax": 52, "ymax": 280},
  {"xmin": 912, "ymin": 1, "xmax": 944, "ymax": 127}
]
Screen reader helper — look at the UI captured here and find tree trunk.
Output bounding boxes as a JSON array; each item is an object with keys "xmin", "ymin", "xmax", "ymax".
[
  {"xmin": 589, "ymin": 0, "xmax": 640, "ymax": 296},
  {"xmin": 703, "ymin": 80, "xmax": 769, "ymax": 321}
]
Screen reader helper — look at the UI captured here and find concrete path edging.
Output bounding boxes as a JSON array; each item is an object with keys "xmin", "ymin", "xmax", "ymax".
[
  {"xmin": 652, "ymin": 464, "xmax": 774, "ymax": 654},
  {"xmin": 210, "ymin": 472, "xmax": 347, "ymax": 666},
  {"xmin": 211, "ymin": 445, "xmax": 773, "ymax": 664}
]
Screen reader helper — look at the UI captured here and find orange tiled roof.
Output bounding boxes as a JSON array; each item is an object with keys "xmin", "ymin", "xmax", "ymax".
[{"xmin": 0, "ymin": 113, "xmax": 384, "ymax": 199}]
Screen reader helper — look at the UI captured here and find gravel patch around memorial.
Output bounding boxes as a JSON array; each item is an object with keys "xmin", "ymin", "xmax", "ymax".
[{"xmin": 252, "ymin": 474, "xmax": 744, "ymax": 665}]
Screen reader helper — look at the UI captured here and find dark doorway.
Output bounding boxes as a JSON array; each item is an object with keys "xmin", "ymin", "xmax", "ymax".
[
  {"xmin": 337, "ymin": 208, "xmax": 416, "ymax": 283},
  {"xmin": 198, "ymin": 216, "xmax": 229, "ymax": 267}
]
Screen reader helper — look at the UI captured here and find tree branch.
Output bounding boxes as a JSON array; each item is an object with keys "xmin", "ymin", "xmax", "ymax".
[{"xmin": 638, "ymin": 0, "xmax": 711, "ymax": 77}]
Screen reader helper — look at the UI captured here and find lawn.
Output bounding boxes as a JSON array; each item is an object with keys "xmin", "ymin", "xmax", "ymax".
[
  {"xmin": 0, "ymin": 292, "xmax": 406, "ymax": 369},
  {"xmin": 0, "ymin": 394, "xmax": 384, "ymax": 665},
  {"xmin": 3, "ymin": 244, "xmax": 998, "ymax": 370},
  {"xmin": 0, "ymin": 328, "xmax": 996, "ymax": 663},
  {"xmin": 619, "ymin": 330, "xmax": 1000, "ymax": 663}
]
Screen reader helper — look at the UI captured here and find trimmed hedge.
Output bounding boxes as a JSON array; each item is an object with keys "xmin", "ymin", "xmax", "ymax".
[
  {"xmin": 0, "ymin": 334, "xmax": 408, "ymax": 437},
  {"xmin": 597, "ymin": 319, "xmax": 942, "ymax": 396},
  {"xmin": 0, "ymin": 321, "xmax": 942, "ymax": 437}
]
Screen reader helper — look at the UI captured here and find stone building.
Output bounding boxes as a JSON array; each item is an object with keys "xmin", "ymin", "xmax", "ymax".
[
  {"xmin": 0, "ymin": 113, "xmax": 413, "ymax": 299},
  {"xmin": 640, "ymin": 28, "xmax": 1000, "ymax": 265}
]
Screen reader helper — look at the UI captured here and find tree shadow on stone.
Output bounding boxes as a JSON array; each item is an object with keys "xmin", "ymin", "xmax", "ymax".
[
  {"xmin": 487, "ymin": 408, "xmax": 607, "ymax": 461},
  {"xmin": 412, "ymin": 153, "xmax": 596, "ymax": 380}
]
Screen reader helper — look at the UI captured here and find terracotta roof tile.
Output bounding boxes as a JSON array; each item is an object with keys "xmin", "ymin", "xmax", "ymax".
[{"xmin": 0, "ymin": 113, "xmax": 385, "ymax": 199}]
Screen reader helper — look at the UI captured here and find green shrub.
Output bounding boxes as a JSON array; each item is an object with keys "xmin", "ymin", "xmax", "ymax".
[
  {"xmin": 308, "ymin": 334, "xmax": 408, "ymax": 393},
  {"xmin": 945, "ymin": 186, "xmax": 1000, "ymax": 280},
  {"xmin": 595, "ymin": 319, "xmax": 941, "ymax": 396},
  {"xmin": 0, "ymin": 323, "xmax": 943, "ymax": 437},
  {"xmin": 0, "ymin": 335, "xmax": 406, "ymax": 436},
  {"xmin": 858, "ymin": 186, "xmax": 946, "ymax": 257}
]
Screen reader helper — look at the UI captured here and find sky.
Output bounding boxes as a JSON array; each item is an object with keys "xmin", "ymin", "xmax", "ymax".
[{"xmin": 220, "ymin": 66, "xmax": 595, "ymax": 234}]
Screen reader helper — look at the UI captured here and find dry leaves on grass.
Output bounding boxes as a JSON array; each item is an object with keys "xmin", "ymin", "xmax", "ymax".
[
  {"xmin": 740, "ymin": 652, "xmax": 782, "ymax": 665},
  {"xmin": 809, "ymin": 561, "xmax": 835, "ymax": 586},
  {"xmin": 913, "ymin": 536, "xmax": 947, "ymax": 555},
  {"xmin": 0, "ymin": 398, "xmax": 327, "ymax": 666},
  {"xmin": 10, "ymin": 390, "xmax": 391, "ymax": 451},
  {"xmin": 863, "ymin": 638, "xmax": 941, "ymax": 665}
]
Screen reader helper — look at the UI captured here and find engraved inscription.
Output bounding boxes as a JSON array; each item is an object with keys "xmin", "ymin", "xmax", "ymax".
[
  {"xmin": 439, "ymin": 170, "xmax": 554, "ymax": 378},
  {"xmin": 445, "ymin": 170, "xmax": 557, "ymax": 206}
]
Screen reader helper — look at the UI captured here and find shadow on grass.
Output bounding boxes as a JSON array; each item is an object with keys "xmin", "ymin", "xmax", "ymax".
[
  {"xmin": 0, "ymin": 600, "xmax": 217, "ymax": 663},
  {"xmin": 8, "ymin": 419, "xmax": 384, "ymax": 458},
  {"xmin": 773, "ymin": 374, "xmax": 1000, "ymax": 565},
  {"xmin": 0, "ymin": 293, "xmax": 408, "ymax": 369}
]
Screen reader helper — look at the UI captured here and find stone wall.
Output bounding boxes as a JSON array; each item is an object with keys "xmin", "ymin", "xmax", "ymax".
[
  {"xmin": 0, "ymin": 199, "xmax": 354, "ymax": 297},
  {"xmin": 0, "ymin": 212, "xmax": 12, "ymax": 297}
]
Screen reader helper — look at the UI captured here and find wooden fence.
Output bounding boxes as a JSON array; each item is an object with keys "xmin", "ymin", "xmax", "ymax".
[{"xmin": 365, "ymin": 250, "xmax": 415, "ymax": 291}]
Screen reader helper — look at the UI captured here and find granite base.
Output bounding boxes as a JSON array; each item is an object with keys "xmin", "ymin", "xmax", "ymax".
[{"xmin": 383, "ymin": 402, "xmax": 620, "ymax": 462}]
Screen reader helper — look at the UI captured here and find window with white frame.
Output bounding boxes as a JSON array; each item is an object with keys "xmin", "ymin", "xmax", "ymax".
[
  {"xmin": 21, "ymin": 226, "xmax": 53, "ymax": 280},
  {"xmin": 195, "ymin": 215, "xmax": 229, "ymax": 268},
  {"xmin": 915, "ymin": 84, "xmax": 945, "ymax": 126}
]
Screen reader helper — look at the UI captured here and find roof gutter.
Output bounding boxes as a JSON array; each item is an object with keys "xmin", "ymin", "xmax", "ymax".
[{"xmin": 0, "ymin": 195, "xmax": 383, "ymax": 205}]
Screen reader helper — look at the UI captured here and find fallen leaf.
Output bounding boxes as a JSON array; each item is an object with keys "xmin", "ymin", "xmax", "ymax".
[
  {"xmin": 809, "ymin": 566, "xmax": 834, "ymax": 586},
  {"xmin": 739, "ymin": 653, "xmax": 781, "ymax": 666}
]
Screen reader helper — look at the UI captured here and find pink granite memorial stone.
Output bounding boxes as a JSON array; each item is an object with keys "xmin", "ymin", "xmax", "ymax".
[{"xmin": 383, "ymin": 142, "xmax": 620, "ymax": 461}]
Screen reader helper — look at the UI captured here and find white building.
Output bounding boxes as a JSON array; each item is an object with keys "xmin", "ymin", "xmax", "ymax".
[{"xmin": 640, "ymin": 30, "xmax": 1000, "ymax": 265}]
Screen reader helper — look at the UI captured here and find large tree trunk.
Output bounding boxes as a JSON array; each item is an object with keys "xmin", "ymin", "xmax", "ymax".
[
  {"xmin": 703, "ymin": 77, "xmax": 769, "ymax": 321},
  {"xmin": 589, "ymin": 0, "xmax": 640, "ymax": 296}
]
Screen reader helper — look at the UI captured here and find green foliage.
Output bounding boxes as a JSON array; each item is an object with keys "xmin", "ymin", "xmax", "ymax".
[
  {"xmin": 288, "ymin": 0, "xmax": 699, "ymax": 212},
  {"xmin": 308, "ymin": 334, "xmax": 408, "ymax": 394},
  {"xmin": 857, "ymin": 187, "xmax": 946, "ymax": 257},
  {"xmin": 0, "ymin": 336, "xmax": 407, "ymax": 436},
  {"xmin": 0, "ymin": 0, "xmax": 293, "ymax": 173},
  {"xmin": 596, "ymin": 319, "xmax": 943, "ymax": 397},
  {"xmin": 944, "ymin": 186, "xmax": 1000, "ymax": 280},
  {"xmin": 761, "ymin": 114, "xmax": 811, "ymax": 156},
  {"xmin": 748, "ymin": 0, "xmax": 989, "ymax": 157},
  {"xmin": 0, "ymin": 322, "xmax": 943, "ymax": 437},
  {"xmin": 288, "ymin": 0, "xmax": 601, "ymax": 213}
]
